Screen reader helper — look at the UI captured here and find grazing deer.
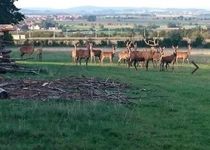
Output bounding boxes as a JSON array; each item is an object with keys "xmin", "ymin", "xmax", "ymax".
[
  {"xmin": 160, "ymin": 49, "xmax": 177, "ymax": 71},
  {"xmin": 19, "ymin": 41, "xmax": 42, "ymax": 61},
  {"xmin": 100, "ymin": 45, "xmax": 116, "ymax": 64},
  {"xmin": 173, "ymin": 45, "xmax": 192, "ymax": 64},
  {"xmin": 74, "ymin": 42, "xmax": 91, "ymax": 66}
]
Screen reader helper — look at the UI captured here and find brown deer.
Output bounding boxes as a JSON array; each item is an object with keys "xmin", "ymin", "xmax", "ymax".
[
  {"xmin": 152, "ymin": 47, "xmax": 165, "ymax": 68},
  {"xmin": 128, "ymin": 43, "xmax": 156, "ymax": 70},
  {"xmin": 74, "ymin": 42, "xmax": 91, "ymax": 66},
  {"xmin": 19, "ymin": 40, "xmax": 42, "ymax": 61},
  {"xmin": 100, "ymin": 45, "xmax": 116, "ymax": 64},
  {"xmin": 173, "ymin": 45, "xmax": 192, "ymax": 64},
  {"xmin": 90, "ymin": 45, "xmax": 102, "ymax": 63},
  {"xmin": 160, "ymin": 49, "xmax": 177, "ymax": 71},
  {"xmin": 142, "ymin": 30, "xmax": 162, "ymax": 69}
]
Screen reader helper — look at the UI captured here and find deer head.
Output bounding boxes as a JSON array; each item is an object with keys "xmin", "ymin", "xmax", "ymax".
[
  {"xmin": 125, "ymin": 40, "xmax": 135, "ymax": 51},
  {"xmin": 172, "ymin": 45, "xmax": 178, "ymax": 53}
]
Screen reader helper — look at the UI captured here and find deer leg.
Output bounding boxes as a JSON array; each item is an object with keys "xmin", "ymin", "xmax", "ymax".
[
  {"xmin": 101, "ymin": 57, "xmax": 104, "ymax": 64},
  {"xmin": 145, "ymin": 60, "xmax": 149, "ymax": 71},
  {"xmin": 20, "ymin": 53, "xmax": 24, "ymax": 59},
  {"xmin": 134, "ymin": 60, "xmax": 138, "ymax": 71},
  {"xmin": 85, "ymin": 57, "xmax": 89, "ymax": 66},
  {"xmin": 160, "ymin": 62, "xmax": 163, "ymax": 71},
  {"xmin": 76, "ymin": 57, "xmax": 79, "ymax": 65},
  {"xmin": 166, "ymin": 63, "xmax": 169, "ymax": 70},
  {"xmin": 79, "ymin": 58, "xmax": 82, "ymax": 66},
  {"xmin": 118, "ymin": 58, "xmax": 121, "ymax": 64}
]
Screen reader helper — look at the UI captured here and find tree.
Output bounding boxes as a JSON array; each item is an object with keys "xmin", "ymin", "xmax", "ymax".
[
  {"xmin": 41, "ymin": 19, "xmax": 57, "ymax": 29},
  {"xmin": 168, "ymin": 30, "xmax": 183, "ymax": 46},
  {"xmin": 87, "ymin": 15, "xmax": 97, "ymax": 22},
  {"xmin": 0, "ymin": 0, "xmax": 25, "ymax": 24},
  {"xmin": 193, "ymin": 34, "xmax": 205, "ymax": 48}
]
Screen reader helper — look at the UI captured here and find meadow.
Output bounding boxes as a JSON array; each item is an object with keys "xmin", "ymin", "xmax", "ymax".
[{"xmin": 0, "ymin": 48, "xmax": 210, "ymax": 149}]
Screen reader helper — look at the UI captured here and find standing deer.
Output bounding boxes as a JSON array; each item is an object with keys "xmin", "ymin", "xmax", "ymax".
[
  {"xmin": 73, "ymin": 42, "xmax": 91, "ymax": 66},
  {"xmin": 142, "ymin": 32, "xmax": 161, "ymax": 69},
  {"xmin": 90, "ymin": 45, "xmax": 102, "ymax": 63},
  {"xmin": 118, "ymin": 40, "xmax": 134, "ymax": 64},
  {"xmin": 19, "ymin": 40, "xmax": 42, "ymax": 61},
  {"xmin": 152, "ymin": 47, "xmax": 165, "ymax": 68},
  {"xmin": 174, "ymin": 45, "xmax": 192, "ymax": 64},
  {"xmin": 160, "ymin": 49, "xmax": 177, "ymax": 71},
  {"xmin": 100, "ymin": 45, "xmax": 116, "ymax": 64}
]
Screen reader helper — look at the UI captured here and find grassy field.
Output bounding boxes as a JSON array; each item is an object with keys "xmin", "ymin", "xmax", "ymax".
[{"xmin": 1, "ymin": 49, "xmax": 210, "ymax": 149}]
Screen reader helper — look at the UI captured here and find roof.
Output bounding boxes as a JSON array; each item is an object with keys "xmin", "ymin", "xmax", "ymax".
[{"xmin": 0, "ymin": 24, "xmax": 16, "ymax": 32}]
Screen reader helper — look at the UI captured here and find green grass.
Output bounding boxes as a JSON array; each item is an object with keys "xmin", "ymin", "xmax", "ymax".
[{"xmin": 1, "ymin": 50, "xmax": 210, "ymax": 149}]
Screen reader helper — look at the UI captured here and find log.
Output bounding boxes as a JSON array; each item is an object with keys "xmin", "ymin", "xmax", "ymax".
[{"xmin": 0, "ymin": 88, "xmax": 9, "ymax": 99}]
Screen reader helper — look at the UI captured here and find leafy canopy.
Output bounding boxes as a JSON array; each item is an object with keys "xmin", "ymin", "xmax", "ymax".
[{"xmin": 0, "ymin": 0, "xmax": 24, "ymax": 24}]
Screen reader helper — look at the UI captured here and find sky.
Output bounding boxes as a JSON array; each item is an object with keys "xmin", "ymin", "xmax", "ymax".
[{"xmin": 15, "ymin": 0, "xmax": 210, "ymax": 10}]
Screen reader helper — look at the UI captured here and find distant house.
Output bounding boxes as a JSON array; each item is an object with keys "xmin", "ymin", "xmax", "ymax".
[
  {"xmin": 12, "ymin": 34, "xmax": 26, "ymax": 40},
  {"xmin": 29, "ymin": 24, "xmax": 41, "ymax": 30}
]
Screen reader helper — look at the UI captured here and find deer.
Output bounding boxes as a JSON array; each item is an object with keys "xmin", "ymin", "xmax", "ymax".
[
  {"xmin": 118, "ymin": 40, "xmax": 134, "ymax": 64},
  {"xmin": 90, "ymin": 45, "xmax": 102, "ymax": 63},
  {"xmin": 71, "ymin": 46, "xmax": 76, "ymax": 63},
  {"xmin": 19, "ymin": 40, "xmax": 42, "ymax": 61},
  {"xmin": 100, "ymin": 45, "xmax": 116, "ymax": 64},
  {"xmin": 142, "ymin": 29, "xmax": 162, "ymax": 69},
  {"xmin": 160, "ymin": 49, "xmax": 177, "ymax": 71},
  {"xmin": 152, "ymin": 47, "xmax": 165, "ymax": 68},
  {"xmin": 73, "ymin": 42, "xmax": 91, "ymax": 66},
  {"xmin": 127, "ymin": 42, "xmax": 156, "ymax": 70},
  {"xmin": 173, "ymin": 45, "xmax": 192, "ymax": 64}
]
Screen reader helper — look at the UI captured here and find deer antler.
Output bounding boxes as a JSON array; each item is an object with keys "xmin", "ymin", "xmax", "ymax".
[{"xmin": 143, "ymin": 29, "xmax": 159, "ymax": 47}]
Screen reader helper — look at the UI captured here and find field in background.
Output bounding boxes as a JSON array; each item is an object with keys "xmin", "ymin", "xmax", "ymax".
[{"xmin": 1, "ymin": 49, "xmax": 210, "ymax": 149}]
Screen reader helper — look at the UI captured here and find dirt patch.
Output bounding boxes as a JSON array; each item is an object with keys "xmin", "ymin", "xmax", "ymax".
[{"xmin": 0, "ymin": 76, "xmax": 129, "ymax": 103}]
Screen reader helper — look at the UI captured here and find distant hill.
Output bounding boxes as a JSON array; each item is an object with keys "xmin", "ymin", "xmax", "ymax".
[{"xmin": 21, "ymin": 6, "xmax": 210, "ymax": 15}]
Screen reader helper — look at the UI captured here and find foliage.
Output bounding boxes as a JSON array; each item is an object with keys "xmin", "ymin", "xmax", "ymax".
[
  {"xmin": 167, "ymin": 30, "xmax": 183, "ymax": 46},
  {"xmin": 41, "ymin": 19, "xmax": 57, "ymax": 29},
  {"xmin": 86, "ymin": 15, "xmax": 97, "ymax": 22},
  {"xmin": 2, "ymin": 32, "xmax": 14, "ymax": 45},
  {"xmin": 192, "ymin": 34, "xmax": 205, "ymax": 48},
  {"xmin": 0, "ymin": 0, "xmax": 24, "ymax": 24}
]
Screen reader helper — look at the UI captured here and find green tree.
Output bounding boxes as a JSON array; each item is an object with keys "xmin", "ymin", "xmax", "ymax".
[
  {"xmin": 0, "ymin": 0, "xmax": 24, "ymax": 24},
  {"xmin": 193, "ymin": 34, "xmax": 205, "ymax": 48},
  {"xmin": 41, "ymin": 19, "xmax": 57, "ymax": 29},
  {"xmin": 168, "ymin": 30, "xmax": 183, "ymax": 46}
]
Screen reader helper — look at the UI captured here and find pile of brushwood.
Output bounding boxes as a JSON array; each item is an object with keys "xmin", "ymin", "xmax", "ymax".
[
  {"xmin": 0, "ymin": 76, "xmax": 130, "ymax": 103},
  {"xmin": 0, "ymin": 42, "xmax": 40, "ymax": 74}
]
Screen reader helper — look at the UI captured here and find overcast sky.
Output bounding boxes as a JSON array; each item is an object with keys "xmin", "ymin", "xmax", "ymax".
[{"xmin": 15, "ymin": 0, "xmax": 210, "ymax": 10}]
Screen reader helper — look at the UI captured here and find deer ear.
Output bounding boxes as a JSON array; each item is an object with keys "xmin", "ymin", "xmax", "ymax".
[{"xmin": 176, "ymin": 46, "xmax": 179, "ymax": 49}]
